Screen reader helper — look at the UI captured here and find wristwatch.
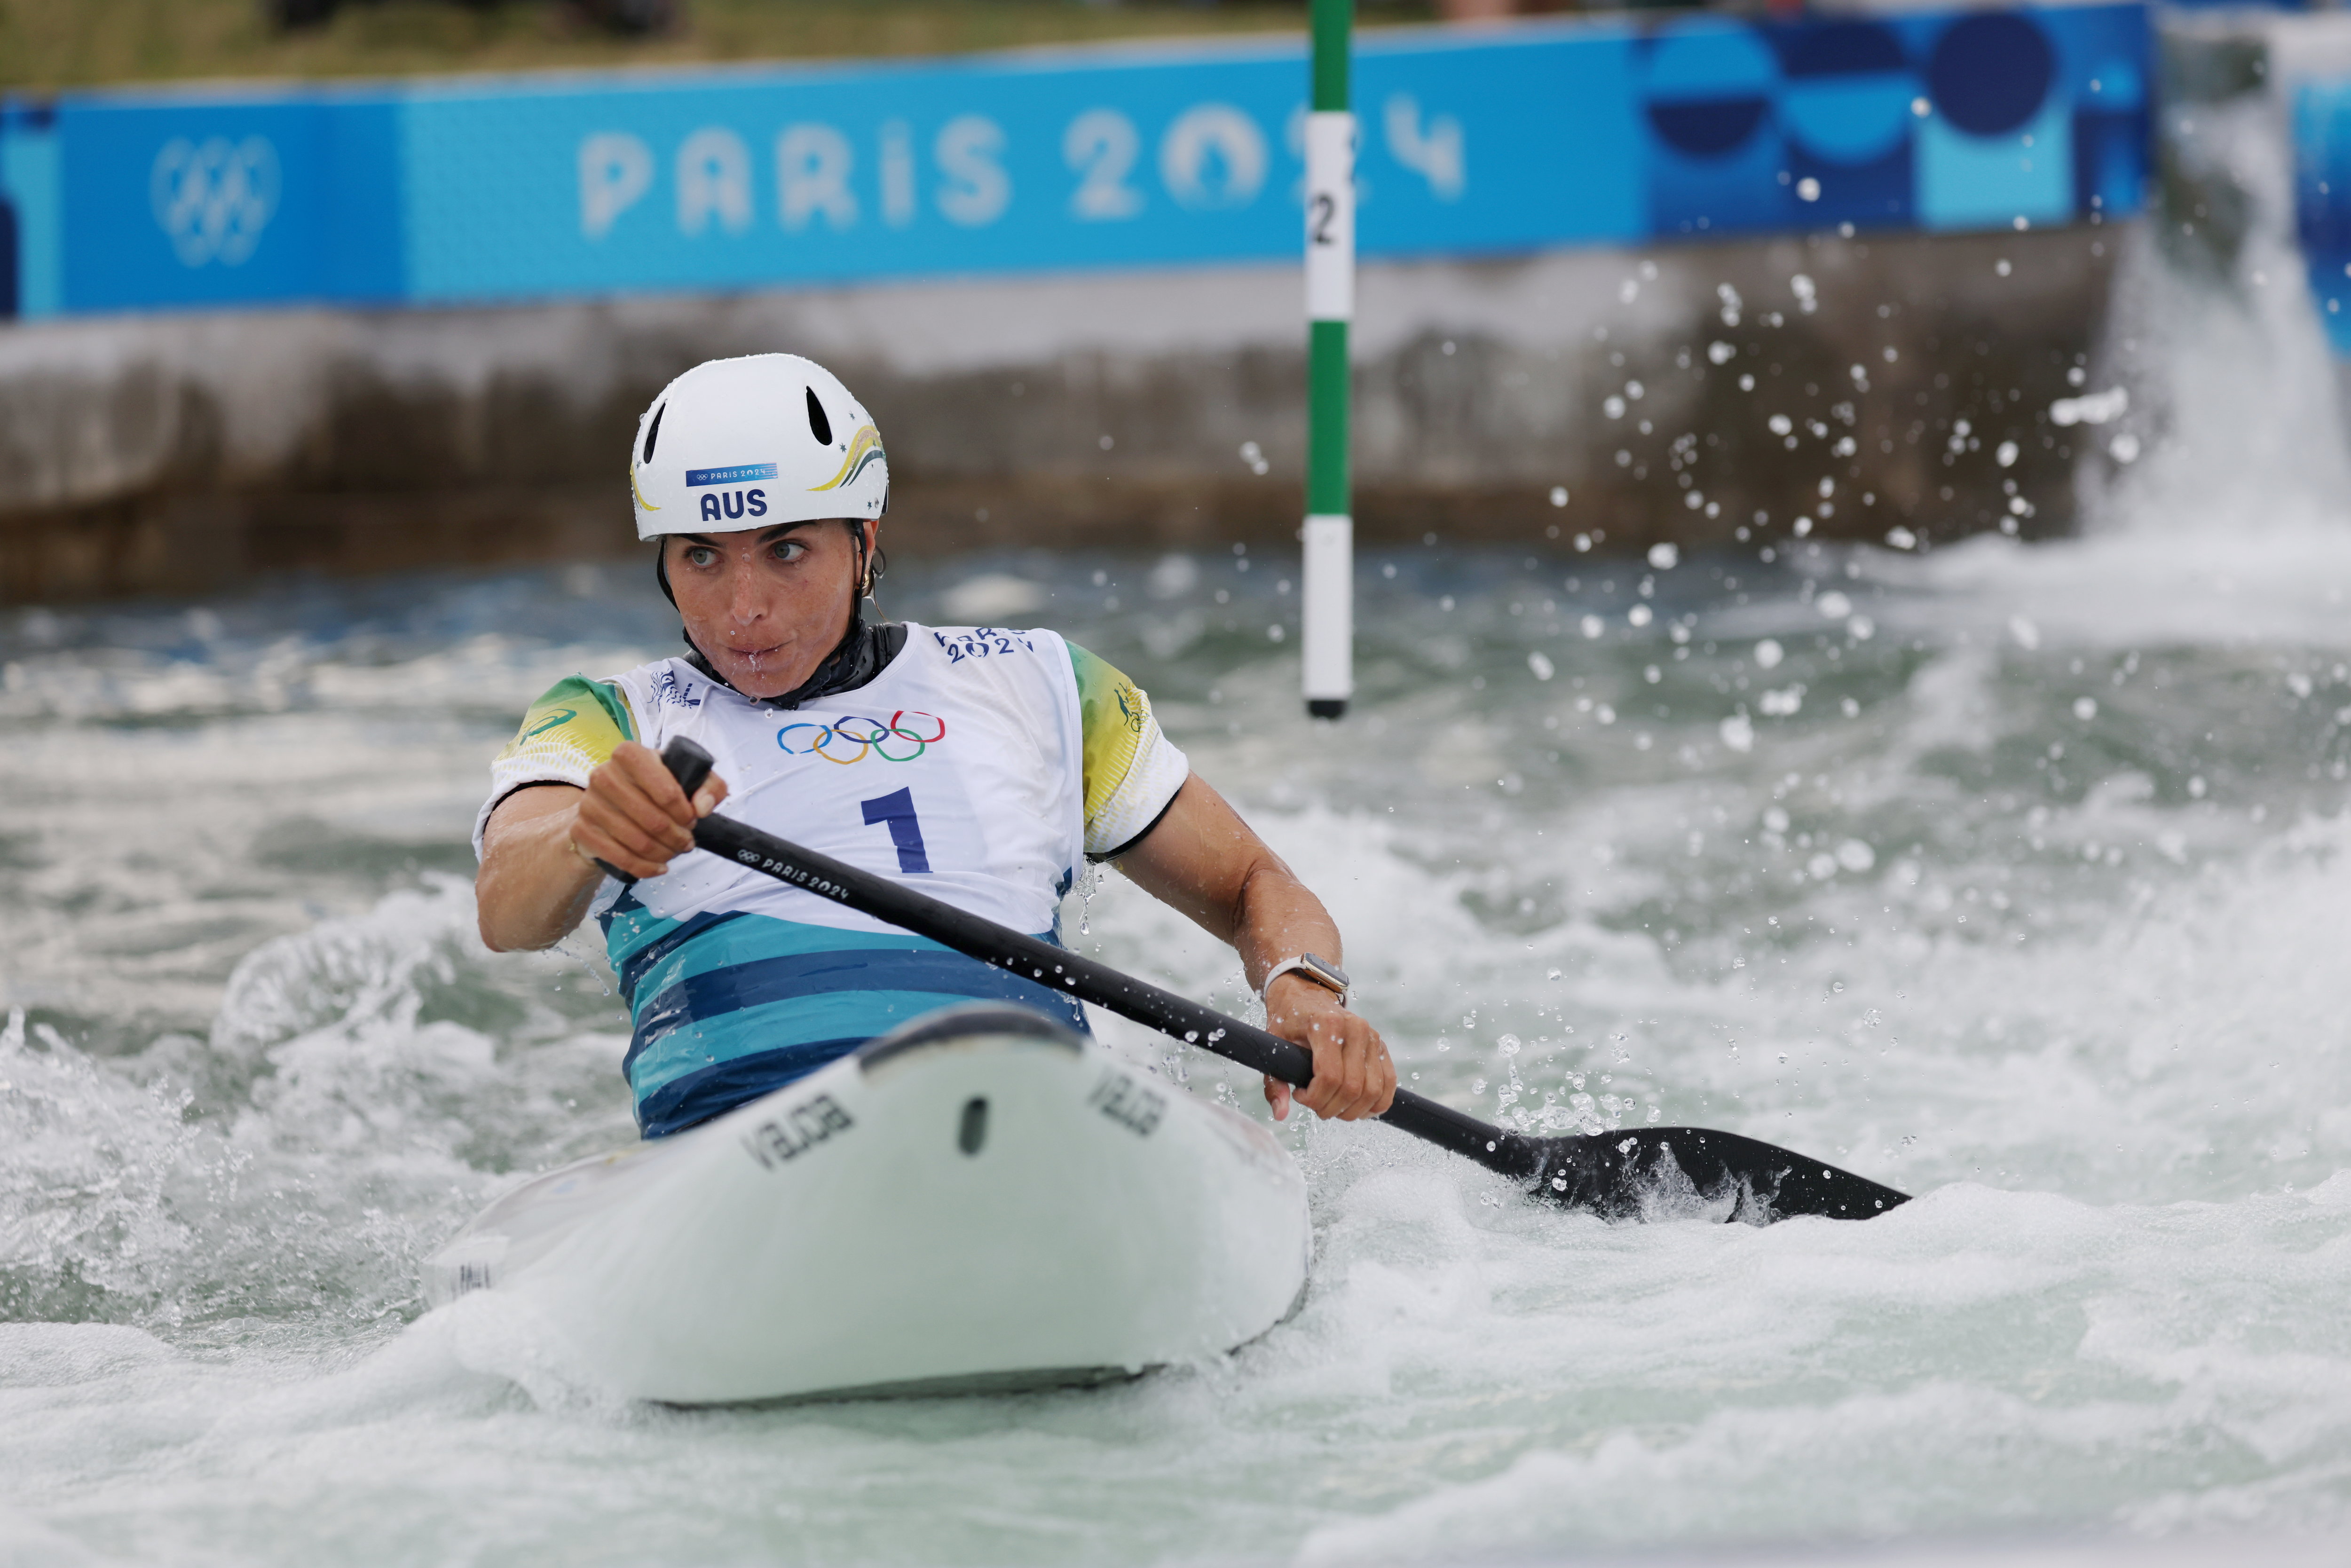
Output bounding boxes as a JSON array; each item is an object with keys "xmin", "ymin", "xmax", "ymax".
[{"xmin": 1262, "ymin": 952, "xmax": 1350, "ymax": 1009}]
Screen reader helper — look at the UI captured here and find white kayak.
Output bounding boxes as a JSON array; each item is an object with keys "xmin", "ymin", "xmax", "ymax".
[{"xmin": 422, "ymin": 1004, "xmax": 1312, "ymax": 1404}]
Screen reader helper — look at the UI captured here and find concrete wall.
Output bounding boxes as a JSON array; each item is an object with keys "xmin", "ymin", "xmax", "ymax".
[{"xmin": 0, "ymin": 223, "xmax": 2117, "ymax": 603}]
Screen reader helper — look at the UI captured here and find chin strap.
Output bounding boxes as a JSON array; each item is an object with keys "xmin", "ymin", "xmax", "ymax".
[{"xmin": 657, "ymin": 520, "xmax": 901, "ymax": 711}]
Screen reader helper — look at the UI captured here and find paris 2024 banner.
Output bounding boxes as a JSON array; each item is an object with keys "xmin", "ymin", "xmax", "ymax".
[{"xmin": 0, "ymin": 5, "xmax": 2151, "ymax": 321}]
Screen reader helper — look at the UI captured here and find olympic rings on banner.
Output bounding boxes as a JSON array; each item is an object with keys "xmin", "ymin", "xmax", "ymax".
[{"xmin": 775, "ymin": 710, "xmax": 947, "ymax": 765}]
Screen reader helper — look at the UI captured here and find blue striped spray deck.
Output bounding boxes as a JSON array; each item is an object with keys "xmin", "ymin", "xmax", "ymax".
[{"xmin": 601, "ymin": 891, "xmax": 1088, "ymax": 1138}]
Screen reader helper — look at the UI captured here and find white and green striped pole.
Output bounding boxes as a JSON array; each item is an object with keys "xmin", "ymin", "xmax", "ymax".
[{"xmin": 1302, "ymin": 0, "xmax": 1354, "ymax": 721}]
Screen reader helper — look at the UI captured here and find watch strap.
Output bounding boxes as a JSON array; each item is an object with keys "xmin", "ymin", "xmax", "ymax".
[{"xmin": 1262, "ymin": 952, "xmax": 1351, "ymax": 1007}]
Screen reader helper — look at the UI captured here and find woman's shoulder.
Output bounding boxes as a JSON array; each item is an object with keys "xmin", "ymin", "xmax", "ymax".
[{"xmin": 614, "ymin": 656, "xmax": 715, "ymax": 720}]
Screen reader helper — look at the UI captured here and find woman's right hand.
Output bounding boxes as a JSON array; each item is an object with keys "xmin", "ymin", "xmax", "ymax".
[{"xmin": 571, "ymin": 741, "xmax": 730, "ymax": 880}]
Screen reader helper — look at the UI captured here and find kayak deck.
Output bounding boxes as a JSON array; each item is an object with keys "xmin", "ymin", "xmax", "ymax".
[{"xmin": 424, "ymin": 1004, "xmax": 1312, "ymax": 1405}]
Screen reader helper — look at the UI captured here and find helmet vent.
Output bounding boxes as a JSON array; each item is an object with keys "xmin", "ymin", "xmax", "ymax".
[
  {"xmin": 642, "ymin": 402, "xmax": 665, "ymax": 464},
  {"xmin": 806, "ymin": 386, "xmax": 834, "ymax": 447}
]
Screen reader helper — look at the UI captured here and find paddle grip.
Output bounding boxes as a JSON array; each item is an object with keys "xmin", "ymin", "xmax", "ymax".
[
  {"xmin": 587, "ymin": 739, "xmax": 718, "ymax": 885},
  {"xmin": 662, "ymin": 737, "xmax": 716, "ymax": 802}
]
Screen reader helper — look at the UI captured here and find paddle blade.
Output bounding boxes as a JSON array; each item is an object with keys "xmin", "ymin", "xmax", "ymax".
[{"xmin": 1527, "ymin": 1127, "xmax": 1909, "ymax": 1223}]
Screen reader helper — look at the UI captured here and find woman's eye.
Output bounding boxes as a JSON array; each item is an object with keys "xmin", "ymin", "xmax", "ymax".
[
  {"xmin": 686, "ymin": 548, "xmax": 717, "ymax": 567},
  {"xmin": 773, "ymin": 541, "xmax": 805, "ymax": 561}
]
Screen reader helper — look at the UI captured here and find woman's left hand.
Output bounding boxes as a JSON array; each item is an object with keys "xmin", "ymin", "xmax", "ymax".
[{"xmin": 1262, "ymin": 974, "xmax": 1396, "ymax": 1122}]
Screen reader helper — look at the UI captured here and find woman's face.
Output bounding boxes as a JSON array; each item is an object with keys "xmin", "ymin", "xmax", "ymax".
[{"xmin": 664, "ymin": 520, "xmax": 872, "ymax": 699}]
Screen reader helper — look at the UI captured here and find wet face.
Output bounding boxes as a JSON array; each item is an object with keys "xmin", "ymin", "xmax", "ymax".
[{"xmin": 664, "ymin": 520, "xmax": 875, "ymax": 699}]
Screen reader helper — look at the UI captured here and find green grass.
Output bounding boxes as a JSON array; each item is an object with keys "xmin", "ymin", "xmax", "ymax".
[{"xmin": 0, "ymin": 0, "xmax": 1441, "ymax": 92}]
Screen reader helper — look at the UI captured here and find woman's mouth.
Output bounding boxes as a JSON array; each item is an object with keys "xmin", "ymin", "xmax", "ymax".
[{"xmin": 718, "ymin": 641, "xmax": 788, "ymax": 667}]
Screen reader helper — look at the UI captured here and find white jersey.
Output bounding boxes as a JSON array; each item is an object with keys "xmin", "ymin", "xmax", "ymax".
[{"xmin": 475, "ymin": 623, "xmax": 1189, "ymax": 1137}]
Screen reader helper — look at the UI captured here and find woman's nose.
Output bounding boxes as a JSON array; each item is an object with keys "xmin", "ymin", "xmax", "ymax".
[{"xmin": 728, "ymin": 563, "xmax": 763, "ymax": 621}]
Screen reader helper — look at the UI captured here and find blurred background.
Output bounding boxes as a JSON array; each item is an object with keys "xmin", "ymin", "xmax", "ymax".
[
  {"xmin": 0, "ymin": 0, "xmax": 2171, "ymax": 597},
  {"xmin": 8, "ymin": 2, "xmax": 2351, "ymax": 1565}
]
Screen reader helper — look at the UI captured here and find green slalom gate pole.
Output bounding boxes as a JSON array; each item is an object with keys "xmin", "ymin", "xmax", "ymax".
[{"xmin": 1301, "ymin": 0, "xmax": 1354, "ymax": 721}]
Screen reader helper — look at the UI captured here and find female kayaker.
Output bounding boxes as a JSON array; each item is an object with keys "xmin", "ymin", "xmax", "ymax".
[{"xmin": 473, "ymin": 353, "xmax": 1396, "ymax": 1138}]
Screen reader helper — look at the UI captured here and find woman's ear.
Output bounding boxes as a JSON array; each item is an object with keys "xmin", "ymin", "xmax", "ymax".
[{"xmin": 860, "ymin": 521, "xmax": 887, "ymax": 599}]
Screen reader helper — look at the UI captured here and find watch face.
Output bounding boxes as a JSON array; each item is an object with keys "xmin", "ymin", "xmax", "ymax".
[{"xmin": 1303, "ymin": 953, "xmax": 1350, "ymax": 990}]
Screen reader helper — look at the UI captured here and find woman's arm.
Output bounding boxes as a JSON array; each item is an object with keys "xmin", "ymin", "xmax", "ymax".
[
  {"xmin": 475, "ymin": 741, "xmax": 728, "ymax": 952},
  {"xmin": 1112, "ymin": 774, "xmax": 1396, "ymax": 1122}
]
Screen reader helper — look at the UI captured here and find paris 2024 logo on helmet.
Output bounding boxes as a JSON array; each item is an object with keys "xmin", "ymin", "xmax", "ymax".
[{"xmin": 628, "ymin": 354, "xmax": 888, "ymax": 539}]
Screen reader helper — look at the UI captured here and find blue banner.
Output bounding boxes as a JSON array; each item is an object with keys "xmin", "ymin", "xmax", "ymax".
[
  {"xmin": 0, "ymin": 6, "xmax": 2150, "ymax": 321},
  {"xmin": 2297, "ymin": 80, "xmax": 2351, "ymax": 354}
]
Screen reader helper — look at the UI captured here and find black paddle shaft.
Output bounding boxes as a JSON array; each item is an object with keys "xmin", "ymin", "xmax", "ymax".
[{"xmin": 653, "ymin": 739, "xmax": 1909, "ymax": 1222}]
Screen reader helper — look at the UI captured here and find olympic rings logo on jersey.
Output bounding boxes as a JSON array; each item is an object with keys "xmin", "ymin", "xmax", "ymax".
[{"xmin": 775, "ymin": 711, "xmax": 947, "ymax": 765}]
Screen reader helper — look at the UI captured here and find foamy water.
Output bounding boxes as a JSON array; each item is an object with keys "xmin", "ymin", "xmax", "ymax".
[
  {"xmin": 8, "ymin": 93, "xmax": 2351, "ymax": 1567},
  {"xmin": 4, "ymin": 499, "xmax": 2350, "ymax": 1564}
]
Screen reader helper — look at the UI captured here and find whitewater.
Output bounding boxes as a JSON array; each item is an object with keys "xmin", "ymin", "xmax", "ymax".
[{"xmin": 8, "ymin": 89, "xmax": 2351, "ymax": 1568}]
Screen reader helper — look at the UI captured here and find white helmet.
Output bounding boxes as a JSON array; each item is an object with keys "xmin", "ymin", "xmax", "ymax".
[{"xmin": 628, "ymin": 353, "xmax": 887, "ymax": 541}]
